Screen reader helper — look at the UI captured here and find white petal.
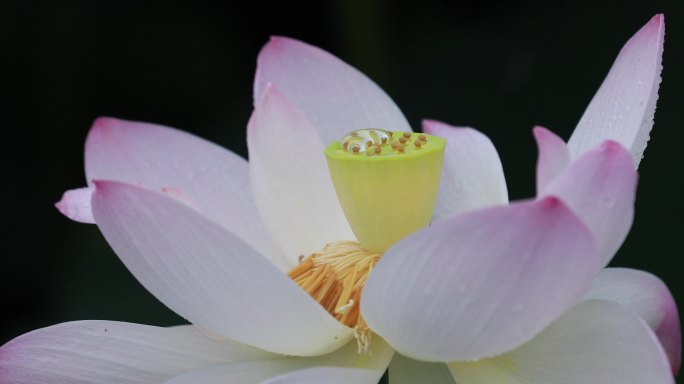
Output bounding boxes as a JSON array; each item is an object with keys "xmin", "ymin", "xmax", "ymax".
[
  {"xmin": 422, "ymin": 120, "xmax": 508, "ymax": 221},
  {"xmin": 389, "ymin": 354, "xmax": 456, "ymax": 384},
  {"xmin": 362, "ymin": 197, "xmax": 597, "ymax": 361},
  {"xmin": 0, "ymin": 321, "xmax": 274, "ymax": 384},
  {"xmin": 55, "ymin": 187, "xmax": 95, "ymax": 224},
  {"xmin": 567, "ymin": 15, "xmax": 665, "ymax": 168},
  {"xmin": 92, "ymin": 181, "xmax": 352, "ymax": 356},
  {"xmin": 533, "ymin": 126, "xmax": 570, "ymax": 194},
  {"xmin": 543, "ymin": 141, "xmax": 637, "ymax": 267},
  {"xmin": 164, "ymin": 336, "xmax": 393, "ymax": 384},
  {"xmin": 449, "ymin": 300, "xmax": 674, "ymax": 384},
  {"xmin": 259, "ymin": 367, "xmax": 380, "ymax": 384},
  {"xmin": 254, "ymin": 36, "xmax": 411, "ymax": 145},
  {"xmin": 248, "ymin": 86, "xmax": 355, "ymax": 262},
  {"xmin": 585, "ymin": 268, "xmax": 681, "ymax": 374},
  {"xmin": 84, "ymin": 117, "xmax": 283, "ymax": 268}
]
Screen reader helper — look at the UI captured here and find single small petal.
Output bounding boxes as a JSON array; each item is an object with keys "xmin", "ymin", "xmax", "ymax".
[
  {"xmin": 422, "ymin": 120, "xmax": 508, "ymax": 221},
  {"xmin": 543, "ymin": 141, "xmax": 637, "ymax": 267},
  {"xmin": 567, "ymin": 15, "xmax": 665, "ymax": 168},
  {"xmin": 0, "ymin": 321, "xmax": 275, "ymax": 384},
  {"xmin": 389, "ymin": 354, "xmax": 455, "ymax": 384},
  {"xmin": 585, "ymin": 268, "xmax": 681, "ymax": 374},
  {"xmin": 84, "ymin": 117, "xmax": 283, "ymax": 268},
  {"xmin": 91, "ymin": 181, "xmax": 352, "ymax": 356},
  {"xmin": 248, "ymin": 86, "xmax": 355, "ymax": 262},
  {"xmin": 362, "ymin": 197, "xmax": 597, "ymax": 361},
  {"xmin": 449, "ymin": 300, "xmax": 674, "ymax": 384},
  {"xmin": 165, "ymin": 336, "xmax": 393, "ymax": 384},
  {"xmin": 533, "ymin": 126, "xmax": 570, "ymax": 194},
  {"xmin": 55, "ymin": 187, "xmax": 95, "ymax": 223},
  {"xmin": 254, "ymin": 36, "xmax": 411, "ymax": 144}
]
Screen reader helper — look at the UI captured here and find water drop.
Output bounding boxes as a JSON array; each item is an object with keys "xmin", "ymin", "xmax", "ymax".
[{"xmin": 341, "ymin": 129, "xmax": 392, "ymax": 154}]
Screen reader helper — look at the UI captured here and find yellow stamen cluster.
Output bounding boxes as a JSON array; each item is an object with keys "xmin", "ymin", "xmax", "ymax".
[{"xmin": 288, "ymin": 241, "xmax": 380, "ymax": 352}]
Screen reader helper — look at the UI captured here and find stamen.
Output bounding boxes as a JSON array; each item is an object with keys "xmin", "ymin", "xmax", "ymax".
[{"xmin": 288, "ymin": 241, "xmax": 380, "ymax": 353}]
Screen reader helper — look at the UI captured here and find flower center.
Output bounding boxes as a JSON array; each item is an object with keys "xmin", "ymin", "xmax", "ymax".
[
  {"xmin": 287, "ymin": 129, "xmax": 445, "ymax": 352},
  {"xmin": 325, "ymin": 129, "xmax": 446, "ymax": 253},
  {"xmin": 288, "ymin": 241, "xmax": 380, "ymax": 353}
]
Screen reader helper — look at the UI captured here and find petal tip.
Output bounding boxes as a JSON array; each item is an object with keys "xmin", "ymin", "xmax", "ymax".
[
  {"xmin": 532, "ymin": 125, "xmax": 549, "ymax": 135},
  {"xmin": 91, "ymin": 116, "xmax": 119, "ymax": 133},
  {"xmin": 538, "ymin": 195, "xmax": 564, "ymax": 210},
  {"xmin": 633, "ymin": 14, "xmax": 664, "ymax": 41},
  {"xmin": 599, "ymin": 139, "xmax": 625, "ymax": 153},
  {"xmin": 260, "ymin": 36, "xmax": 308, "ymax": 59},
  {"xmin": 55, "ymin": 187, "xmax": 96, "ymax": 224},
  {"xmin": 650, "ymin": 13, "xmax": 665, "ymax": 28},
  {"xmin": 87, "ymin": 116, "xmax": 126, "ymax": 146},
  {"xmin": 532, "ymin": 125, "xmax": 555, "ymax": 141},
  {"xmin": 597, "ymin": 141, "xmax": 634, "ymax": 167}
]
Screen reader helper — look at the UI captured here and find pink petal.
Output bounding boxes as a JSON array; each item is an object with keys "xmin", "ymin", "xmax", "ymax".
[
  {"xmin": 543, "ymin": 141, "xmax": 637, "ymax": 267},
  {"xmin": 362, "ymin": 197, "xmax": 598, "ymax": 361},
  {"xmin": 55, "ymin": 187, "xmax": 95, "ymax": 223},
  {"xmin": 585, "ymin": 268, "xmax": 681, "ymax": 374},
  {"xmin": 389, "ymin": 354, "xmax": 455, "ymax": 384},
  {"xmin": 422, "ymin": 120, "xmax": 508, "ymax": 221},
  {"xmin": 84, "ymin": 117, "xmax": 283, "ymax": 268},
  {"xmin": 91, "ymin": 181, "xmax": 352, "ymax": 356},
  {"xmin": 165, "ymin": 337, "xmax": 393, "ymax": 384},
  {"xmin": 248, "ymin": 86, "xmax": 354, "ymax": 262},
  {"xmin": 567, "ymin": 15, "xmax": 665, "ymax": 168},
  {"xmin": 0, "ymin": 321, "xmax": 274, "ymax": 383},
  {"xmin": 533, "ymin": 126, "xmax": 570, "ymax": 194},
  {"xmin": 254, "ymin": 36, "xmax": 411, "ymax": 145},
  {"xmin": 449, "ymin": 300, "xmax": 674, "ymax": 384}
]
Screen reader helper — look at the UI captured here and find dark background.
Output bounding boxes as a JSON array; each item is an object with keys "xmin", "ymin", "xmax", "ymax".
[{"xmin": 2, "ymin": 0, "xmax": 682, "ymax": 379}]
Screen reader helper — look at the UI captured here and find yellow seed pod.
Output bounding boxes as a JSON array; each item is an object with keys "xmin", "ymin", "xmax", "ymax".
[{"xmin": 325, "ymin": 129, "xmax": 445, "ymax": 253}]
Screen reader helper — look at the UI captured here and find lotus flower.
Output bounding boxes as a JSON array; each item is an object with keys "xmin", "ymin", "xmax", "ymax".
[{"xmin": 1, "ymin": 14, "xmax": 679, "ymax": 384}]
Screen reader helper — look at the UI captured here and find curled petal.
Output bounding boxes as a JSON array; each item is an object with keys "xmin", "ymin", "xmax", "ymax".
[
  {"xmin": 55, "ymin": 187, "xmax": 95, "ymax": 223},
  {"xmin": 568, "ymin": 15, "xmax": 665, "ymax": 168},
  {"xmin": 362, "ymin": 197, "xmax": 597, "ymax": 361},
  {"xmin": 0, "ymin": 321, "xmax": 274, "ymax": 384},
  {"xmin": 422, "ymin": 120, "xmax": 508, "ymax": 221},
  {"xmin": 543, "ymin": 141, "xmax": 637, "ymax": 267},
  {"xmin": 449, "ymin": 300, "xmax": 674, "ymax": 384},
  {"xmin": 92, "ymin": 181, "xmax": 352, "ymax": 356},
  {"xmin": 248, "ymin": 86, "xmax": 354, "ymax": 263},
  {"xmin": 533, "ymin": 126, "xmax": 570, "ymax": 194},
  {"xmin": 84, "ymin": 117, "xmax": 283, "ymax": 268},
  {"xmin": 585, "ymin": 268, "xmax": 681, "ymax": 374},
  {"xmin": 254, "ymin": 36, "xmax": 410, "ymax": 144}
]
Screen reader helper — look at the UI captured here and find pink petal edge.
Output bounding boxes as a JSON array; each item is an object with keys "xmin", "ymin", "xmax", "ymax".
[
  {"xmin": 422, "ymin": 119, "xmax": 508, "ymax": 221},
  {"xmin": 568, "ymin": 14, "xmax": 665, "ymax": 168},
  {"xmin": 585, "ymin": 268, "xmax": 681, "ymax": 374},
  {"xmin": 55, "ymin": 187, "xmax": 96, "ymax": 224},
  {"xmin": 533, "ymin": 126, "xmax": 570, "ymax": 195},
  {"xmin": 363, "ymin": 196, "xmax": 598, "ymax": 362},
  {"xmin": 254, "ymin": 36, "xmax": 411, "ymax": 145},
  {"xmin": 544, "ymin": 140, "xmax": 637, "ymax": 268}
]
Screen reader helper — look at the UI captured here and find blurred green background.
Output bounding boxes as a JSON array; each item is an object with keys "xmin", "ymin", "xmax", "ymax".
[{"xmin": 2, "ymin": 0, "xmax": 682, "ymax": 380}]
